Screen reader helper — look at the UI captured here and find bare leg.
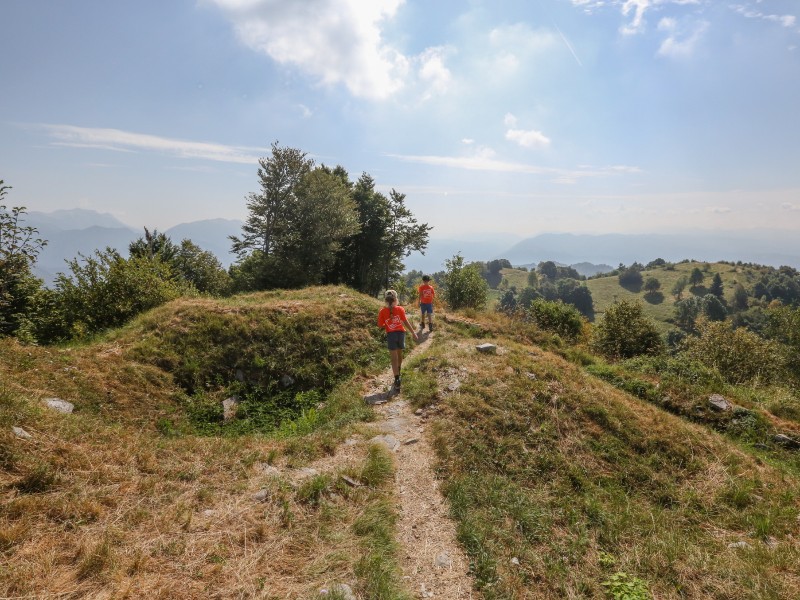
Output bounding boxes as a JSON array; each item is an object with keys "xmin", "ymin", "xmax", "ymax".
[{"xmin": 390, "ymin": 349, "xmax": 402, "ymax": 376}]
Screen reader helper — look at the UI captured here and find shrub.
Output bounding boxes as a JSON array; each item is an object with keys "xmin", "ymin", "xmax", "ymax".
[
  {"xmin": 683, "ymin": 320, "xmax": 787, "ymax": 385},
  {"xmin": 443, "ymin": 254, "xmax": 488, "ymax": 310},
  {"xmin": 592, "ymin": 300, "xmax": 663, "ymax": 360},
  {"xmin": 528, "ymin": 299, "xmax": 583, "ymax": 341}
]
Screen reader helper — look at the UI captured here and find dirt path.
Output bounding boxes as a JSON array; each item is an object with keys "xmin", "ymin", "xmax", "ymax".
[{"xmin": 363, "ymin": 331, "xmax": 475, "ymax": 599}]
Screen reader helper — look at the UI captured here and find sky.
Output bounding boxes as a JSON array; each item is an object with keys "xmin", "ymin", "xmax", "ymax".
[{"xmin": 1, "ymin": 0, "xmax": 799, "ymax": 239}]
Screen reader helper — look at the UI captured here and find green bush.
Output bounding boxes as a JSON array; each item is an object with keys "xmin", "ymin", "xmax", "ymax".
[
  {"xmin": 601, "ymin": 572, "xmax": 651, "ymax": 600},
  {"xmin": 528, "ymin": 299, "xmax": 583, "ymax": 341},
  {"xmin": 683, "ymin": 320, "xmax": 787, "ymax": 385},
  {"xmin": 592, "ymin": 300, "xmax": 663, "ymax": 360},
  {"xmin": 443, "ymin": 254, "xmax": 488, "ymax": 310}
]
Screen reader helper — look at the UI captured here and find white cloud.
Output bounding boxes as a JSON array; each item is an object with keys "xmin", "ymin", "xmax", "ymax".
[
  {"xmin": 211, "ymin": 0, "xmax": 452, "ymax": 101},
  {"xmin": 388, "ymin": 151, "xmax": 637, "ymax": 181},
  {"xmin": 731, "ymin": 5, "xmax": 797, "ymax": 29},
  {"xmin": 503, "ymin": 113, "xmax": 550, "ymax": 149},
  {"xmin": 461, "ymin": 138, "xmax": 475, "ymax": 145},
  {"xmin": 298, "ymin": 104, "xmax": 313, "ymax": 118},
  {"xmin": 570, "ymin": 0, "xmax": 701, "ymax": 35},
  {"xmin": 782, "ymin": 202, "xmax": 800, "ymax": 211},
  {"xmin": 657, "ymin": 19, "xmax": 709, "ymax": 58},
  {"xmin": 505, "ymin": 128, "xmax": 551, "ymax": 149},
  {"xmin": 36, "ymin": 124, "xmax": 266, "ymax": 164},
  {"xmin": 417, "ymin": 47, "xmax": 453, "ymax": 99}
]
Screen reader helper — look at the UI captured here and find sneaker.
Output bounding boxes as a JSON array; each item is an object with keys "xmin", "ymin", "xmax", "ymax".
[
  {"xmin": 394, "ymin": 376, "xmax": 401, "ymax": 390},
  {"xmin": 429, "ymin": 323, "xmax": 434, "ymax": 332}
]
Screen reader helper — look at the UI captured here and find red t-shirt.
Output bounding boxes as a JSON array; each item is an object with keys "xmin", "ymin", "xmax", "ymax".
[
  {"xmin": 378, "ymin": 305, "xmax": 407, "ymax": 332},
  {"xmin": 418, "ymin": 284, "xmax": 435, "ymax": 304}
]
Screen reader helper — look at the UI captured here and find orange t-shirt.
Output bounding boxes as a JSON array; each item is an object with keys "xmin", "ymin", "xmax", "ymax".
[
  {"xmin": 378, "ymin": 305, "xmax": 407, "ymax": 332},
  {"xmin": 418, "ymin": 284, "xmax": 435, "ymax": 304}
]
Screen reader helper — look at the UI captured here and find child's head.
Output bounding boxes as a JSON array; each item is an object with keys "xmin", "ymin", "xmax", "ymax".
[
  {"xmin": 384, "ymin": 289, "xmax": 398, "ymax": 305},
  {"xmin": 422, "ymin": 275, "xmax": 431, "ymax": 282}
]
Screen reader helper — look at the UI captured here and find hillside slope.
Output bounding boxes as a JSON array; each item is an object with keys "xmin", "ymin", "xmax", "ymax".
[{"xmin": 2, "ymin": 289, "xmax": 799, "ymax": 599}]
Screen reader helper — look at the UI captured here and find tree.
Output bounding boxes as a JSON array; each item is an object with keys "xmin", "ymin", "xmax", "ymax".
[
  {"xmin": 702, "ymin": 294, "xmax": 727, "ymax": 321},
  {"xmin": 538, "ymin": 261, "xmax": 558, "ymax": 281},
  {"xmin": 644, "ymin": 277, "xmax": 661, "ymax": 293},
  {"xmin": 618, "ymin": 264, "xmax": 643, "ymax": 288},
  {"xmin": 443, "ymin": 254, "xmax": 488, "ymax": 310},
  {"xmin": 529, "ymin": 299, "xmax": 583, "ymax": 340},
  {"xmin": 0, "ymin": 183, "xmax": 47, "ymax": 338},
  {"xmin": 230, "ymin": 143, "xmax": 313, "ymax": 259},
  {"xmin": 527, "ymin": 270, "xmax": 538, "ymax": 288},
  {"xmin": 689, "ymin": 267, "xmax": 705, "ymax": 287},
  {"xmin": 709, "ymin": 273, "xmax": 724, "ymax": 298},
  {"xmin": 129, "ymin": 227, "xmax": 180, "ymax": 262},
  {"xmin": 280, "ymin": 168, "xmax": 360, "ymax": 286},
  {"xmin": 555, "ymin": 278, "xmax": 594, "ymax": 318},
  {"xmin": 592, "ymin": 300, "xmax": 663, "ymax": 359},
  {"xmin": 732, "ymin": 283, "xmax": 749, "ymax": 312},
  {"xmin": 674, "ymin": 297, "xmax": 703, "ymax": 332},
  {"xmin": 330, "ymin": 174, "xmax": 430, "ymax": 296},
  {"xmin": 671, "ymin": 276, "xmax": 688, "ymax": 300}
]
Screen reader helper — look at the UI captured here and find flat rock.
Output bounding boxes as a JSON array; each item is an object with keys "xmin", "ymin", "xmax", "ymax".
[
  {"xmin": 708, "ymin": 394, "xmax": 731, "ymax": 412},
  {"xmin": 510, "ymin": 556, "xmax": 520, "ymax": 566},
  {"xmin": 253, "ymin": 489, "xmax": 269, "ymax": 502},
  {"xmin": 773, "ymin": 434, "xmax": 800, "ymax": 449},
  {"xmin": 414, "ymin": 408, "xmax": 424, "ymax": 416},
  {"xmin": 340, "ymin": 475, "xmax": 362, "ymax": 487},
  {"xmin": 321, "ymin": 583, "xmax": 356, "ymax": 600},
  {"xmin": 403, "ymin": 437, "xmax": 420, "ymax": 445},
  {"xmin": 476, "ymin": 343, "xmax": 497, "ymax": 354},
  {"xmin": 12, "ymin": 426, "xmax": 32, "ymax": 440},
  {"xmin": 728, "ymin": 541, "xmax": 751, "ymax": 549},
  {"xmin": 43, "ymin": 398, "xmax": 74, "ymax": 414},
  {"xmin": 370, "ymin": 434, "xmax": 400, "ymax": 451},
  {"xmin": 435, "ymin": 551, "xmax": 451, "ymax": 568},
  {"xmin": 263, "ymin": 464, "xmax": 280, "ymax": 476},
  {"xmin": 447, "ymin": 380, "xmax": 461, "ymax": 392},
  {"xmin": 222, "ymin": 396, "xmax": 240, "ymax": 422}
]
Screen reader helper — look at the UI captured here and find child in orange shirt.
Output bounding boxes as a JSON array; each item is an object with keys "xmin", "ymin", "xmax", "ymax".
[
  {"xmin": 378, "ymin": 289, "xmax": 418, "ymax": 391},
  {"xmin": 418, "ymin": 275, "xmax": 435, "ymax": 332}
]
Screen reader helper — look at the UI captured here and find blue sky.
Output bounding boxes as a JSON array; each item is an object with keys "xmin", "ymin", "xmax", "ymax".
[{"xmin": 1, "ymin": 0, "xmax": 799, "ymax": 238}]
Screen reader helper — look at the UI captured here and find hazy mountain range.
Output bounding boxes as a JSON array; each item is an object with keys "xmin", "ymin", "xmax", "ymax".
[
  {"xmin": 25, "ymin": 209, "xmax": 243, "ymax": 285},
  {"xmin": 22, "ymin": 209, "xmax": 800, "ymax": 286}
]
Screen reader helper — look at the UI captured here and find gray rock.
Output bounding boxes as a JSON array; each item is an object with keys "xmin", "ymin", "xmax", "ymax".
[
  {"xmin": 263, "ymin": 464, "xmax": 280, "ymax": 476},
  {"xmin": 235, "ymin": 369, "xmax": 245, "ymax": 382},
  {"xmin": 510, "ymin": 556, "xmax": 520, "ymax": 566},
  {"xmin": 43, "ymin": 398, "xmax": 74, "ymax": 414},
  {"xmin": 447, "ymin": 380, "xmax": 461, "ymax": 392},
  {"xmin": 476, "ymin": 343, "xmax": 497, "ymax": 354},
  {"xmin": 202, "ymin": 509, "xmax": 218, "ymax": 517},
  {"xmin": 323, "ymin": 583, "xmax": 355, "ymax": 600},
  {"xmin": 280, "ymin": 374, "xmax": 295, "ymax": 387},
  {"xmin": 708, "ymin": 394, "xmax": 731, "ymax": 412},
  {"xmin": 222, "ymin": 396, "xmax": 240, "ymax": 422},
  {"xmin": 763, "ymin": 536, "xmax": 779, "ymax": 549},
  {"xmin": 773, "ymin": 434, "xmax": 800, "ymax": 449},
  {"xmin": 414, "ymin": 408, "xmax": 424, "ymax": 416},
  {"xmin": 253, "ymin": 489, "xmax": 269, "ymax": 502},
  {"xmin": 370, "ymin": 434, "xmax": 400, "ymax": 451},
  {"xmin": 12, "ymin": 426, "xmax": 32, "ymax": 440},
  {"xmin": 728, "ymin": 541, "xmax": 751, "ymax": 549},
  {"xmin": 525, "ymin": 372, "xmax": 537, "ymax": 380},
  {"xmin": 435, "ymin": 552, "xmax": 451, "ymax": 568},
  {"xmin": 340, "ymin": 475, "xmax": 361, "ymax": 487}
]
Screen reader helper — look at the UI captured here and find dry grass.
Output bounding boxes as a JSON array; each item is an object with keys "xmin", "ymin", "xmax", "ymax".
[{"xmin": 422, "ymin": 310, "xmax": 800, "ymax": 599}]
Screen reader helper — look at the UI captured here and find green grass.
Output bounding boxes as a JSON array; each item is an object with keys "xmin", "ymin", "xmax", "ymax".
[
  {"xmin": 427, "ymin": 317, "xmax": 800, "ymax": 599},
  {"xmin": 586, "ymin": 261, "xmax": 759, "ymax": 332}
]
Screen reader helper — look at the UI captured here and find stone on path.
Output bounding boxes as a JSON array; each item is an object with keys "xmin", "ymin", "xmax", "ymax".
[
  {"xmin": 435, "ymin": 552, "xmax": 451, "ymax": 568},
  {"xmin": 414, "ymin": 408, "xmax": 424, "ymax": 416},
  {"xmin": 12, "ymin": 426, "xmax": 32, "ymax": 440},
  {"xmin": 476, "ymin": 343, "xmax": 497, "ymax": 354},
  {"xmin": 370, "ymin": 434, "xmax": 400, "ymax": 451},
  {"xmin": 43, "ymin": 398, "xmax": 74, "ymax": 414},
  {"xmin": 403, "ymin": 437, "xmax": 420, "ymax": 445}
]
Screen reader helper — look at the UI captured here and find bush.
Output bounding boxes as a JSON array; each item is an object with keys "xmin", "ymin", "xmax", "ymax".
[
  {"xmin": 528, "ymin": 299, "xmax": 583, "ymax": 341},
  {"xmin": 683, "ymin": 320, "xmax": 787, "ymax": 385},
  {"xmin": 592, "ymin": 300, "xmax": 663, "ymax": 360},
  {"xmin": 443, "ymin": 254, "xmax": 488, "ymax": 310}
]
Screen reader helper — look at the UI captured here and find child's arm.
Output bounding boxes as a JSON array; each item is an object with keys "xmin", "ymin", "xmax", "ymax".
[{"xmin": 403, "ymin": 317, "xmax": 418, "ymax": 340}]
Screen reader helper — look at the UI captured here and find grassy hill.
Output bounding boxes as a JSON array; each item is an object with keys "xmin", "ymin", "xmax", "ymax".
[
  {"xmin": 586, "ymin": 261, "xmax": 761, "ymax": 331},
  {"xmin": 2, "ymin": 286, "xmax": 799, "ymax": 598}
]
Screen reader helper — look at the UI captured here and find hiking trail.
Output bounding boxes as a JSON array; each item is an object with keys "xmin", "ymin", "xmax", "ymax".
[{"xmin": 362, "ymin": 329, "xmax": 474, "ymax": 599}]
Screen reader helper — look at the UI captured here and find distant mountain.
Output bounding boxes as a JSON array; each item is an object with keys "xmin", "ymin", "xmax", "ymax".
[
  {"xmin": 165, "ymin": 219, "xmax": 243, "ymax": 268},
  {"xmin": 27, "ymin": 209, "xmax": 132, "ymax": 234},
  {"xmin": 405, "ymin": 233, "xmax": 522, "ymax": 273},
  {"xmin": 500, "ymin": 231, "xmax": 800, "ymax": 269},
  {"xmin": 25, "ymin": 209, "xmax": 245, "ymax": 285}
]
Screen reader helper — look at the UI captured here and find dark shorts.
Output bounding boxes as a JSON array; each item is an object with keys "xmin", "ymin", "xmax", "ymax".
[
  {"xmin": 420, "ymin": 303, "xmax": 433, "ymax": 314},
  {"xmin": 387, "ymin": 331, "xmax": 406, "ymax": 350}
]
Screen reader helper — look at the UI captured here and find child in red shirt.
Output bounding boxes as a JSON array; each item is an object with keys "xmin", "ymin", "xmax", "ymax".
[
  {"xmin": 418, "ymin": 275, "xmax": 435, "ymax": 332},
  {"xmin": 378, "ymin": 289, "xmax": 418, "ymax": 391}
]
